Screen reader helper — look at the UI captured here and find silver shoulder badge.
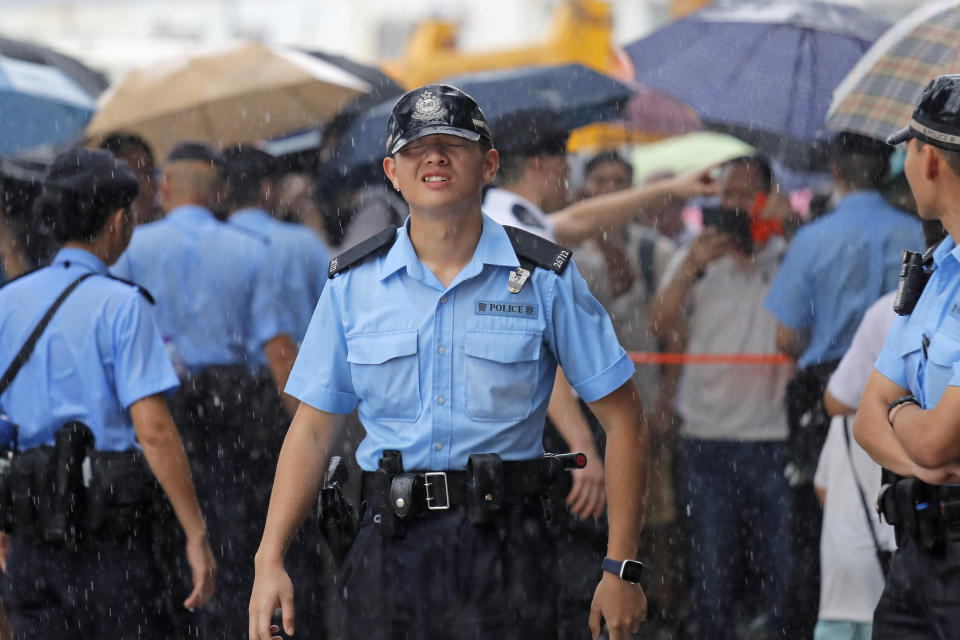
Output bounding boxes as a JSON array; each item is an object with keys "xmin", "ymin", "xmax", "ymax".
[
  {"xmin": 411, "ymin": 91, "xmax": 446, "ymax": 121},
  {"xmin": 508, "ymin": 267, "xmax": 531, "ymax": 294}
]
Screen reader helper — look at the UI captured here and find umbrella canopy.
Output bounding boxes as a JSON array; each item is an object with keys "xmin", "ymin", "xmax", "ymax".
[
  {"xmin": 624, "ymin": 0, "xmax": 888, "ymax": 168},
  {"xmin": 0, "ymin": 36, "xmax": 108, "ymax": 98},
  {"xmin": 825, "ymin": 0, "xmax": 960, "ymax": 141},
  {"xmin": 0, "ymin": 55, "xmax": 96, "ymax": 157},
  {"xmin": 326, "ymin": 63, "xmax": 634, "ymax": 176},
  {"xmin": 85, "ymin": 41, "xmax": 371, "ymax": 160},
  {"xmin": 631, "ymin": 132, "xmax": 754, "ymax": 180}
]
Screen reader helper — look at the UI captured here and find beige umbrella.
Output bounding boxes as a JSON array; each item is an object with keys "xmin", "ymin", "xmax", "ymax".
[{"xmin": 86, "ymin": 41, "xmax": 371, "ymax": 159}]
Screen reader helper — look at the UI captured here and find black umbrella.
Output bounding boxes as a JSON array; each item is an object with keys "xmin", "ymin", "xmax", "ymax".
[{"xmin": 0, "ymin": 36, "xmax": 108, "ymax": 98}]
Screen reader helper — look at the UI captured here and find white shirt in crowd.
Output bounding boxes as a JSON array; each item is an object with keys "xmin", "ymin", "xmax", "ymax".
[
  {"xmin": 815, "ymin": 291, "xmax": 897, "ymax": 624},
  {"xmin": 482, "ymin": 187, "xmax": 557, "ymax": 241},
  {"xmin": 659, "ymin": 237, "xmax": 791, "ymax": 441}
]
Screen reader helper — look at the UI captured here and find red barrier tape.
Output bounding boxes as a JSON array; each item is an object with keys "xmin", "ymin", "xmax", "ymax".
[{"xmin": 628, "ymin": 352, "xmax": 793, "ymax": 365}]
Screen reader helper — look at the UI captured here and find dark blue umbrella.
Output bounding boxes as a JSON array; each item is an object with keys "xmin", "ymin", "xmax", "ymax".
[
  {"xmin": 325, "ymin": 63, "xmax": 634, "ymax": 177},
  {"xmin": 624, "ymin": 0, "xmax": 888, "ymax": 168}
]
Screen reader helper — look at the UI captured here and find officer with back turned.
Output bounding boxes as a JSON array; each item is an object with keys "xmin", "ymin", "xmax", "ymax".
[
  {"xmin": 112, "ymin": 141, "xmax": 298, "ymax": 639},
  {"xmin": 855, "ymin": 74, "xmax": 960, "ymax": 638},
  {"xmin": 0, "ymin": 148, "xmax": 215, "ymax": 638},
  {"xmin": 248, "ymin": 84, "xmax": 671, "ymax": 640}
]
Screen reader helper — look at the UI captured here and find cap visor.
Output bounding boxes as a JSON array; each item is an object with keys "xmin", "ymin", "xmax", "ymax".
[
  {"xmin": 886, "ymin": 126, "xmax": 912, "ymax": 146},
  {"xmin": 390, "ymin": 125, "xmax": 482, "ymax": 155}
]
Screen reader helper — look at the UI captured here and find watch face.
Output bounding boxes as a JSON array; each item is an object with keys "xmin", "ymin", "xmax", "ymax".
[{"xmin": 620, "ymin": 560, "xmax": 644, "ymax": 583}]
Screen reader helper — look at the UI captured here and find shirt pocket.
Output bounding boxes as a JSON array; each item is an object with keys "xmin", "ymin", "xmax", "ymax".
[
  {"xmin": 923, "ymin": 335, "xmax": 960, "ymax": 407},
  {"xmin": 346, "ymin": 329, "xmax": 421, "ymax": 422},
  {"xmin": 463, "ymin": 330, "xmax": 541, "ymax": 422}
]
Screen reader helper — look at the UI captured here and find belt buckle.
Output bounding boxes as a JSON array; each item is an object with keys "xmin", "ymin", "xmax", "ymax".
[{"xmin": 424, "ymin": 472, "xmax": 450, "ymax": 510}]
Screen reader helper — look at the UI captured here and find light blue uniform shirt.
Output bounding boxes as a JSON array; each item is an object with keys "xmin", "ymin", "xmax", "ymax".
[
  {"xmin": 230, "ymin": 208, "xmax": 329, "ymax": 366},
  {"xmin": 876, "ymin": 236, "xmax": 960, "ymax": 409},
  {"xmin": 0, "ymin": 248, "xmax": 179, "ymax": 451},
  {"xmin": 112, "ymin": 205, "xmax": 293, "ymax": 372},
  {"xmin": 764, "ymin": 191, "xmax": 923, "ymax": 369},
  {"xmin": 286, "ymin": 215, "xmax": 635, "ymax": 471}
]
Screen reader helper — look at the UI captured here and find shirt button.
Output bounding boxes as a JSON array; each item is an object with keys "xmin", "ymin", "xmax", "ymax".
[
  {"xmin": 438, "ymin": 345, "xmax": 446, "ymax": 354},
  {"xmin": 440, "ymin": 296, "xmax": 448, "ymax": 304},
  {"xmin": 437, "ymin": 396, "xmax": 445, "ymax": 405},
  {"xmin": 435, "ymin": 442, "xmax": 444, "ymax": 451}
]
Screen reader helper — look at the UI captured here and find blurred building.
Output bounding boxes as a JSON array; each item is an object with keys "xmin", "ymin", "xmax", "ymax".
[{"xmin": 0, "ymin": 0, "xmax": 921, "ymax": 82}]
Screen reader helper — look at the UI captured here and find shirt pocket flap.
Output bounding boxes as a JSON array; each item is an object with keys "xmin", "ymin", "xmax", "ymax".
[
  {"xmin": 895, "ymin": 326, "xmax": 925, "ymax": 358},
  {"xmin": 464, "ymin": 331, "xmax": 541, "ymax": 363},
  {"xmin": 346, "ymin": 330, "xmax": 418, "ymax": 365},
  {"xmin": 926, "ymin": 337, "xmax": 960, "ymax": 366}
]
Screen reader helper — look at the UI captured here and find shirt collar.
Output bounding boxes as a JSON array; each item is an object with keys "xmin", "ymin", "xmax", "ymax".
[
  {"xmin": 378, "ymin": 214, "xmax": 520, "ymax": 283},
  {"xmin": 484, "ymin": 187, "xmax": 544, "ymax": 217},
  {"xmin": 934, "ymin": 235, "xmax": 959, "ymax": 268},
  {"xmin": 834, "ymin": 190, "xmax": 885, "ymax": 211},
  {"xmin": 230, "ymin": 207, "xmax": 272, "ymax": 227},
  {"xmin": 167, "ymin": 204, "xmax": 218, "ymax": 228},
  {"xmin": 52, "ymin": 247, "xmax": 109, "ymax": 275}
]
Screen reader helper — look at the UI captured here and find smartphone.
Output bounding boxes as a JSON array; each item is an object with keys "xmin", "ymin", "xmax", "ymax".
[{"xmin": 701, "ymin": 206, "xmax": 753, "ymax": 254}]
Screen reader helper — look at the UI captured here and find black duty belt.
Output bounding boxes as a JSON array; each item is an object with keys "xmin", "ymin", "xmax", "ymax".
[{"xmin": 360, "ymin": 454, "xmax": 585, "ymax": 513}]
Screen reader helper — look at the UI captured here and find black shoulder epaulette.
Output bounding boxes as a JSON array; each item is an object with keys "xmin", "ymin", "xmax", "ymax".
[
  {"xmin": 0, "ymin": 267, "xmax": 41, "ymax": 290},
  {"xmin": 104, "ymin": 275, "xmax": 156, "ymax": 304},
  {"xmin": 328, "ymin": 225, "xmax": 398, "ymax": 279},
  {"xmin": 503, "ymin": 225, "xmax": 572, "ymax": 275}
]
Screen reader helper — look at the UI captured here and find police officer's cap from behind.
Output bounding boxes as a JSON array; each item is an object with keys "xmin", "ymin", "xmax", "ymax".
[
  {"xmin": 41, "ymin": 148, "xmax": 140, "ymax": 242},
  {"xmin": 166, "ymin": 140, "xmax": 227, "ymax": 174},
  {"xmin": 386, "ymin": 84, "xmax": 492, "ymax": 156},
  {"xmin": 887, "ymin": 75, "xmax": 960, "ymax": 152},
  {"xmin": 492, "ymin": 111, "xmax": 570, "ymax": 162}
]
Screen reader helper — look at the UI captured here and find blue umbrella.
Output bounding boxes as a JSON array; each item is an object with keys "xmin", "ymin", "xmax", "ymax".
[
  {"xmin": 326, "ymin": 63, "xmax": 633, "ymax": 177},
  {"xmin": 0, "ymin": 55, "xmax": 96, "ymax": 157},
  {"xmin": 624, "ymin": 0, "xmax": 888, "ymax": 168}
]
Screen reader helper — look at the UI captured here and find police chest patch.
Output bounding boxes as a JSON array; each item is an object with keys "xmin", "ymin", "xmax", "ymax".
[{"xmin": 476, "ymin": 300, "xmax": 539, "ymax": 319}]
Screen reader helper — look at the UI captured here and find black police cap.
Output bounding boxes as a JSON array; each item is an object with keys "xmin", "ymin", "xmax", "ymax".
[
  {"xmin": 888, "ymin": 75, "xmax": 960, "ymax": 152},
  {"xmin": 44, "ymin": 147, "xmax": 139, "ymax": 201},
  {"xmin": 166, "ymin": 140, "xmax": 227, "ymax": 173},
  {"xmin": 386, "ymin": 84, "xmax": 492, "ymax": 156},
  {"xmin": 492, "ymin": 111, "xmax": 570, "ymax": 160},
  {"xmin": 222, "ymin": 144, "xmax": 279, "ymax": 184}
]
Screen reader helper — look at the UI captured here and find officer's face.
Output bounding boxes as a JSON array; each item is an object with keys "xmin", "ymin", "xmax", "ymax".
[{"xmin": 383, "ymin": 134, "xmax": 498, "ymax": 214}]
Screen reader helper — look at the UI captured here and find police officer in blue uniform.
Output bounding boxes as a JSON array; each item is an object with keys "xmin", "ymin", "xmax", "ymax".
[
  {"xmin": 856, "ymin": 74, "xmax": 960, "ymax": 638},
  {"xmin": 112, "ymin": 141, "xmax": 298, "ymax": 639},
  {"xmin": 0, "ymin": 148, "xmax": 215, "ymax": 639},
  {"xmin": 249, "ymin": 85, "xmax": 650, "ymax": 640}
]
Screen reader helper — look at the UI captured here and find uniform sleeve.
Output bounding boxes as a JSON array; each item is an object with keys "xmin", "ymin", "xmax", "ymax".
[
  {"xmin": 764, "ymin": 234, "xmax": 814, "ymax": 330},
  {"xmin": 284, "ymin": 280, "xmax": 358, "ymax": 413},
  {"xmin": 544, "ymin": 260, "xmax": 635, "ymax": 403},
  {"xmin": 110, "ymin": 293, "xmax": 179, "ymax": 408},
  {"xmin": 874, "ymin": 315, "xmax": 910, "ymax": 389},
  {"xmin": 248, "ymin": 247, "xmax": 298, "ymax": 347}
]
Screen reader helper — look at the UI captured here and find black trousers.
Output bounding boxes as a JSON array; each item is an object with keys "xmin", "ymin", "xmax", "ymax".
[
  {"xmin": 3, "ymin": 534, "xmax": 172, "ymax": 640},
  {"xmin": 873, "ymin": 539, "xmax": 960, "ymax": 640},
  {"xmin": 339, "ymin": 500, "xmax": 558, "ymax": 640}
]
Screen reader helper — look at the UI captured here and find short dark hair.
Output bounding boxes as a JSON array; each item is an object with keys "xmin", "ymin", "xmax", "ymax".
[
  {"xmin": 916, "ymin": 139, "xmax": 960, "ymax": 178},
  {"xmin": 35, "ymin": 185, "xmax": 137, "ymax": 243},
  {"xmin": 722, "ymin": 155, "xmax": 773, "ymax": 192},
  {"xmin": 99, "ymin": 133, "xmax": 154, "ymax": 161},
  {"xmin": 831, "ymin": 132, "xmax": 890, "ymax": 190},
  {"xmin": 585, "ymin": 152, "xmax": 633, "ymax": 180}
]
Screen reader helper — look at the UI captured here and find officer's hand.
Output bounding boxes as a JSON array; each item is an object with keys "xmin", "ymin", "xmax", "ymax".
[
  {"xmin": 668, "ymin": 165, "xmax": 720, "ymax": 200},
  {"xmin": 589, "ymin": 572, "xmax": 647, "ymax": 640},
  {"xmin": 567, "ymin": 455, "xmax": 606, "ymax": 519},
  {"xmin": 184, "ymin": 534, "xmax": 216, "ymax": 609},
  {"xmin": 0, "ymin": 533, "xmax": 9, "ymax": 573},
  {"xmin": 249, "ymin": 559, "xmax": 295, "ymax": 640}
]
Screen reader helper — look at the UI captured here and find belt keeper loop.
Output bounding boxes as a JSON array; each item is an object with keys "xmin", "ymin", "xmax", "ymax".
[{"xmin": 466, "ymin": 453, "xmax": 503, "ymax": 525}]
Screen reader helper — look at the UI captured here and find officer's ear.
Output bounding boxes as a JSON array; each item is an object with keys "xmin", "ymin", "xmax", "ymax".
[
  {"xmin": 482, "ymin": 148, "xmax": 499, "ymax": 184},
  {"xmin": 383, "ymin": 156, "xmax": 401, "ymax": 191},
  {"xmin": 925, "ymin": 144, "xmax": 942, "ymax": 182}
]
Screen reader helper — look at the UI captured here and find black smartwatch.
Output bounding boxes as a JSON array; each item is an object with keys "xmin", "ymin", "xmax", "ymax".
[{"xmin": 602, "ymin": 557, "xmax": 644, "ymax": 583}]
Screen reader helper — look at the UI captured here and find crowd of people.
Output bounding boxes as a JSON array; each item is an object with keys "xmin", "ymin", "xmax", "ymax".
[{"xmin": 0, "ymin": 73, "xmax": 949, "ymax": 640}]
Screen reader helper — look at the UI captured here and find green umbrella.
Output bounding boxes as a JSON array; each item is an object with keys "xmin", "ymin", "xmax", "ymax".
[{"xmin": 630, "ymin": 132, "xmax": 754, "ymax": 181}]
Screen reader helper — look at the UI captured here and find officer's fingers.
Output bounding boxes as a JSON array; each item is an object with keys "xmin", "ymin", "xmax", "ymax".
[
  {"xmin": 280, "ymin": 585, "xmax": 296, "ymax": 636},
  {"xmin": 269, "ymin": 624, "xmax": 283, "ymax": 639},
  {"xmin": 588, "ymin": 602, "xmax": 603, "ymax": 640},
  {"xmin": 569, "ymin": 486, "xmax": 592, "ymax": 519}
]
